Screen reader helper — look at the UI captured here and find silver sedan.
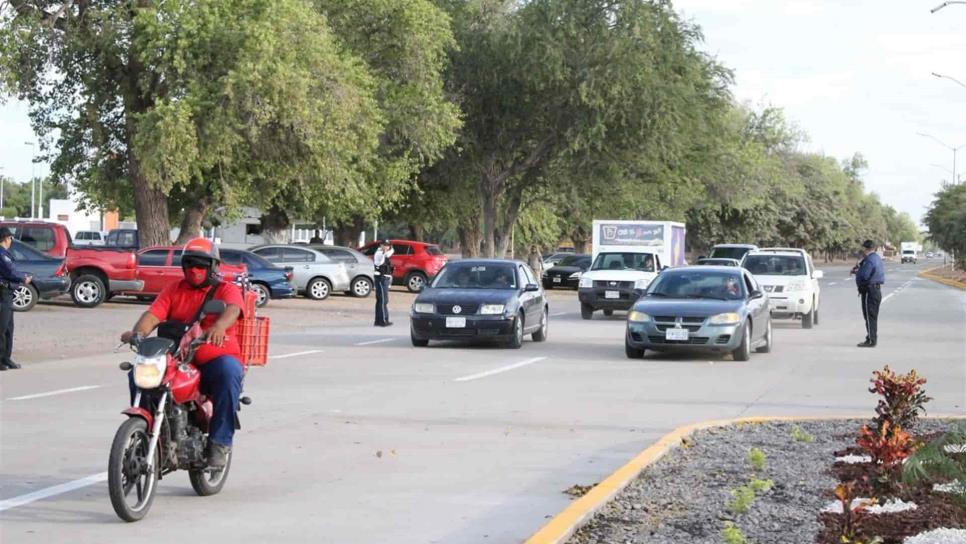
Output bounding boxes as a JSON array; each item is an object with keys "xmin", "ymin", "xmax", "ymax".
[{"xmin": 249, "ymin": 245, "xmax": 350, "ymax": 300}]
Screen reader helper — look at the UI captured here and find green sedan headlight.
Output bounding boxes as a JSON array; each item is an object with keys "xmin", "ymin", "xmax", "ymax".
[
  {"xmin": 480, "ymin": 304, "xmax": 506, "ymax": 315},
  {"xmin": 413, "ymin": 303, "xmax": 435, "ymax": 314},
  {"xmin": 709, "ymin": 312, "xmax": 741, "ymax": 325},
  {"xmin": 627, "ymin": 310, "xmax": 651, "ymax": 322}
]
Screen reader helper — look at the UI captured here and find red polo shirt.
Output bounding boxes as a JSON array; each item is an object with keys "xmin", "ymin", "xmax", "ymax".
[{"xmin": 148, "ymin": 280, "xmax": 245, "ymax": 365}]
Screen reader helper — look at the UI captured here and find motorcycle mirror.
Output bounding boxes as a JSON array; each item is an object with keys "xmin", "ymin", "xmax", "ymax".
[
  {"xmin": 119, "ymin": 362, "xmax": 133, "ymax": 371},
  {"xmin": 202, "ymin": 300, "xmax": 226, "ymax": 315}
]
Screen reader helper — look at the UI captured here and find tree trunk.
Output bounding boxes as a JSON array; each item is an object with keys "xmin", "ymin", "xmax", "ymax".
[
  {"xmin": 174, "ymin": 197, "xmax": 210, "ymax": 244},
  {"xmin": 130, "ymin": 160, "xmax": 171, "ymax": 247},
  {"xmin": 458, "ymin": 213, "xmax": 483, "ymax": 258},
  {"xmin": 572, "ymin": 224, "xmax": 590, "ymax": 254},
  {"xmin": 494, "ymin": 185, "xmax": 524, "ymax": 258},
  {"xmin": 480, "ymin": 181, "xmax": 498, "ymax": 258},
  {"xmin": 334, "ymin": 216, "xmax": 366, "ymax": 247},
  {"xmin": 408, "ymin": 223, "xmax": 425, "ymax": 241},
  {"xmin": 527, "ymin": 247, "xmax": 543, "ymax": 277}
]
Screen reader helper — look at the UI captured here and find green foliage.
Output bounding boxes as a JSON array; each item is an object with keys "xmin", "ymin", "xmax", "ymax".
[
  {"xmin": 722, "ymin": 522, "xmax": 751, "ymax": 544},
  {"xmin": 727, "ymin": 485, "xmax": 756, "ymax": 514},
  {"xmin": 747, "ymin": 448, "xmax": 767, "ymax": 472},
  {"xmin": 924, "ymin": 184, "xmax": 966, "ymax": 269},
  {"xmin": 749, "ymin": 478, "xmax": 773, "ymax": 494},
  {"xmin": 791, "ymin": 426, "xmax": 815, "ymax": 443},
  {"xmin": 903, "ymin": 423, "xmax": 966, "ymax": 504}
]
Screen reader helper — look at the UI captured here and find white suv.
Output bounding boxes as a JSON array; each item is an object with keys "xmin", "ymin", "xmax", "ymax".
[{"xmin": 742, "ymin": 249, "xmax": 823, "ymax": 328}]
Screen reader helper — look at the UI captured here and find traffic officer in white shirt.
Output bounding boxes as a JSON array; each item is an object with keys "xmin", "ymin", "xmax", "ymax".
[{"xmin": 373, "ymin": 240, "xmax": 394, "ymax": 327}]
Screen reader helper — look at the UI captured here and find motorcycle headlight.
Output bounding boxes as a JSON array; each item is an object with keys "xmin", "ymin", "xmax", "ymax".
[
  {"xmin": 413, "ymin": 303, "xmax": 435, "ymax": 314},
  {"xmin": 480, "ymin": 304, "xmax": 505, "ymax": 315},
  {"xmin": 708, "ymin": 312, "xmax": 741, "ymax": 325},
  {"xmin": 569, "ymin": 272, "xmax": 581, "ymax": 279},
  {"xmin": 133, "ymin": 354, "xmax": 167, "ymax": 389},
  {"xmin": 579, "ymin": 277, "xmax": 593, "ymax": 288},
  {"xmin": 627, "ymin": 310, "xmax": 651, "ymax": 322},
  {"xmin": 634, "ymin": 278, "xmax": 651, "ymax": 290}
]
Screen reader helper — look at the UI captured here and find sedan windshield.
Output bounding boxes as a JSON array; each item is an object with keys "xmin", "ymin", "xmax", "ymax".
[
  {"xmin": 743, "ymin": 255, "xmax": 807, "ymax": 276},
  {"xmin": 433, "ymin": 263, "xmax": 517, "ymax": 289},
  {"xmin": 591, "ymin": 252, "xmax": 656, "ymax": 272},
  {"xmin": 646, "ymin": 271, "xmax": 745, "ymax": 301}
]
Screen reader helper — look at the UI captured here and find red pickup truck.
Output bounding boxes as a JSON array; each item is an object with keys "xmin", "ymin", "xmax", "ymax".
[{"xmin": 133, "ymin": 246, "xmax": 246, "ymax": 297}]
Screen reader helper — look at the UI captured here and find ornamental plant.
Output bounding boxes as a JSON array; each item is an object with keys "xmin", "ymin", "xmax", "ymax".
[
  {"xmin": 832, "ymin": 482, "xmax": 882, "ymax": 544},
  {"xmin": 903, "ymin": 423, "xmax": 966, "ymax": 505},
  {"xmin": 869, "ymin": 365, "xmax": 931, "ymax": 431},
  {"xmin": 857, "ymin": 421, "xmax": 916, "ymax": 468}
]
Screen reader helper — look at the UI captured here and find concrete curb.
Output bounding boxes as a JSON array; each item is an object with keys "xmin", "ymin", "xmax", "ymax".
[
  {"xmin": 919, "ymin": 267, "xmax": 966, "ymax": 291},
  {"xmin": 524, "ymin": 414, "xmax": 965, "ymax": 544}
]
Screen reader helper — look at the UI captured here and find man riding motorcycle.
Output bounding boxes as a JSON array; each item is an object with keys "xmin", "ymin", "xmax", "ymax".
[{"xmin": 120, "ymin": 238, "xmax": 245, "ymax": 468}]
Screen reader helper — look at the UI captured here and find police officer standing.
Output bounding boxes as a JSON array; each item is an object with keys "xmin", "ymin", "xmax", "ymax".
[
  {"xmin": 0, "ymin": 228, "xmax": 31, "ymax": 370},
  {"xmin": 852, "ymin": 239, "xmax": 885, "ymax": 348},
  {"xmin": 373, "ymin": 240, "xmax": 394, "ymax": 327}
]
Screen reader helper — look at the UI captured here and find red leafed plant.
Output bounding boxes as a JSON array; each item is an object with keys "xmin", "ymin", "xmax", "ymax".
[
  {"xmin": 832, "ymin": 481, "xmax": 881, "ymax": 544},
  {"xmin": 857, "ymin": 420, "xmax": 915, "ymax": 468},
  {"xmin": 869, "ymin": 365, "xmax": 931, "ymax": 431}
]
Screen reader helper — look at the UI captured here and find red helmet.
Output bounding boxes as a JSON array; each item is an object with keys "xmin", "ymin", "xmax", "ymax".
[{"xmin": 182, "ymin": 238, "xmax": 220, "ymax": 267}]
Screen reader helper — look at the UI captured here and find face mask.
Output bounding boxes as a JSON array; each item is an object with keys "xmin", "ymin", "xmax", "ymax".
[{"xmin": 185, "ymin": 266, "xmax": 209, "ymax": 287}]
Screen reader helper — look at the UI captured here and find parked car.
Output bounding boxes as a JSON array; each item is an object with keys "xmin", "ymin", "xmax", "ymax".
[
  {"xmin": 306, "ymin": 245, "xmax": 375, "ymax": 297},
  {"xmin": 542, "ymin": 254, "xmax": 591, "ymax": 289},
  {"xmin": 7, "ymin": 240, "xmax": 70, "ymax": 311},
  {"xmin": 742, "ymin": 250, "xmax": 822, "ymax": 328},
  {"xmin": 409, "ymin": 259, "xmax": 548, "ymax": 348},
  {"xmin": 359, "ymin": 240, "xmax": 447, "ymax": 293},
  {"xmin": 0, "ymin": 220, "xmax": 73, "ymax": 257},
  {"xmin": 74, "ymin": 230, "xmax": 106, "ymax": 246},
  {"xmin": 625, "ymin": 266, "xmax": 772, "ymax": 361},
  {"xmin": 542, "ymin": 251, "xmax": 576, "ymax": 269},
  {"xmin": 707, "ymin": 244, "xmax": 759, "ymax": 262},
  {"xmin": 134, "ymin": 246, "xmax": 247, "ymax": 297},
  {"xmin": 250, "ymin": 244, "xmax": 349, "ymax": 300},
  {"xmin": 105, "ymin": 228, "xmax": 139, "ymax": 248},
  {"xmin": 220, "ymin": 248, "xmax": 295, "ymax": 307},
  {"xmin": 696, "ymin": 258, "xmax": 742, "ymax": 267}
]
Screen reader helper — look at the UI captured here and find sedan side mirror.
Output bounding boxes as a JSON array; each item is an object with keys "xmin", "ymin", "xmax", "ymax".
[
  {"xmin": 202, "ymin": 300, "xmax": 227, "ymax": 315},
  {"xmin": 524, "ymin": 283, "xmax": 541, "ymax": 292},
  {"xmin": 813, "ymin": 270, "xmax": 824, "ymax": 279},
  {"xmin": 749, "ymin": 290, "xmax": 765, "ymax": 300}
]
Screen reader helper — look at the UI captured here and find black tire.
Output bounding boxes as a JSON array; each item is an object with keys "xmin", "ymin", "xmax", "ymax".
[
  {"xmin": 251, "ymin": 283, "xmax": 271, "ymax": 308},
  {"xmin": 306, "ymin": 277, "xmax": 331, "ymax": 300},
  {"xmin": 350, "ymin": 276, "xmax": 373, "ymax": 298},
  {"xmin": 603, "ymin": 309, "xmax": 614, "ymax": 317},
  {"xmin": 136, "ymin": 295, "xmax": 155, "ymax": 302},
  {"xmin": 411, "ymin": 327, "xmax": 429, "ymax": 347},
  {"xmin": 108, "ymin": 418, "xmax": 159, "ymax": 522},
  {"xmin": 813, "ymin": 298, "xmax": 819, "ymax": 325},
  {"xmin": 801, "ymin": 309, "xmax": 814, "ymax": 329},
  {"xmin": 71, "ymin": 274, "xmax": 106, "ymax": 308},
  {"xmin": 405, "ymin": 272, "xmax": 427, "ymax": 293},
  {"xmin": 531, "ymin": 308, "xmax": 548, "ymax": 342},
  {"xmin": 625, "ymin": 338, "xmax": 645, "ymax": 359},
  {"xmin": 12, "ymin": 284, "xmax": 38, "ymax": 312},
  {"xmin": 733, "ymin": 321, "xmax": 751, "ymax": 361},
  {"xmin": 189, "ymin": 447, "xmax": 232, "ymax": 496},
  {"xmin": 580, "ymin": 303, "xmax": 594, "ymax": 320},
  {"xmin": 755, "ymin": 319, "xmax": 772, "ymax": 353},
  {"xmin": 507, "ymin": 314, "xmax": 524, "ymax": 349}
]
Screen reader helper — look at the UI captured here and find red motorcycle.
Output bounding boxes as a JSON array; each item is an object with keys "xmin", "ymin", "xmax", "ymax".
[{"xmin": 108, "ymin": 300, "xmax": 250, "ymax": 522}]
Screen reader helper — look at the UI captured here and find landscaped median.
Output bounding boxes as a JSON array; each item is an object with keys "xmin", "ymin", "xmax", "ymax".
[
  {"xmin": 527, "ymin": 367, "xmax": 965, "ymax": 544},
  {"xmin": 919, "ymin": 266, "xmax": 966, "ymax": 290}
]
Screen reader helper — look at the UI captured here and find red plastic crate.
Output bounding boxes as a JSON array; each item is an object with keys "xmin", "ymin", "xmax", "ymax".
[
  {"xmin": 238, "ymin": 316, "xmax": 270, "ymax": 366},
  {"xmin": 242, "ymin": 289, "xmax": 258, "ymax": 318}
]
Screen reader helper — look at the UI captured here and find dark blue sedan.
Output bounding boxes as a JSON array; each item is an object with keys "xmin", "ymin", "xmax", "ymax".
[
  {"xmin": 220, "ymin": 248, "xmax": 295, "ymax": 307},
  {"xmin": 9, "ymin": 240, "xmax": 70, "ymax": 311},
  {"xmin": 625, "ymin": 266, "xmax": 772, "ymax": 361}
]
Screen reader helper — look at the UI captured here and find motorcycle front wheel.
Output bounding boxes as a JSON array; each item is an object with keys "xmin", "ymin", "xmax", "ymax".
[
  {"xmin": 108, "ymin": 418, "xmax": 159, "ymax": 522},
  {"xmin": 189, "ymin": 447, "xmax": 232, "ymax": 496}
]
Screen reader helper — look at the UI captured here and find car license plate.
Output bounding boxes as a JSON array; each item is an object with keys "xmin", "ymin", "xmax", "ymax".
[
  {"xmin": 553, "ymin": 277, "xmax": 562, "ymax": 283},
  {"xmin": 666, "ymin": 328, "xmax": 689, "ymax": 341},
  {"xmin": 446, "ymin": 317, "xmax": 466, "ymax": 328},
  {"xmin": 605, "ymin": 290, "xmax": 620, "ymax": 299}
]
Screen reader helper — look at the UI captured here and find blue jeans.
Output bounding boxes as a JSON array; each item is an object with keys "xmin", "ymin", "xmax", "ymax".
[
  {"xmin": 374, "ymin": 275, "xmax": 391, "ymax": 325},
  {"xmin": 128, "ymin": 355, "xmax": 244, "ymax": 447}
]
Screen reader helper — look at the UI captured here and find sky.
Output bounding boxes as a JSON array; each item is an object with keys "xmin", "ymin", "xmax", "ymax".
[{"xmin": 0, "ymin": 0, "xmax": 963, "ymax": 226}]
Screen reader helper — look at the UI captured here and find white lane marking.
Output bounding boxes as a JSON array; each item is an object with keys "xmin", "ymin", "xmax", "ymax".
[
  {"xmin": 454, "ymin": 357, "xmax": 547, "ymax": 382},
  {"xmin": 355, "ymin": 338, "xmax": 396, "ymax": 346},
  {"xmin": 829, "ymin": 282, "xmax": 837, "ymax": 286},
  {"xmin": 6, "ymin": 385, "xmax": 102, "ymax": 402},
  {"xmin": 268, "ymin": 349, "xmax": 323, "ymax": 360},
  {"xmin": 882, "ymin": 279, "xmax": 913, "ymax": 304},
  {"xmin": 0, "ymin": 472, "xmax": 107, "ymax": 512}
]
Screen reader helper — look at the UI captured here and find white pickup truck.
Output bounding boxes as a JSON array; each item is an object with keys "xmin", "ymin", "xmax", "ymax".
[{"xmin": 577, "ymin": 251, "xmax": 663, "ymax": 319}]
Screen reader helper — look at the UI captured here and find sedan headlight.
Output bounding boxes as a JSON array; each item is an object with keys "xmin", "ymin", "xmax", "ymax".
[
  {"xmin": 579, "ymin": 277, "xmax": 593, "ymax": 288},
  {"xmin": 627, "ymin": 310, "xmax": 651, "ymax": 322},
  {"xmin": 413, "ymin": 303, "xmax": 435, "ymax": 314},
  {"xmin": 708, "ymin": 312, "xmax": 741, "ymax": 325},
  {"xmin": 634, "ymin": 278, "xmax": 651, "ymax": 290},
  {"xmin": 480, "ymin": 304, "xmax": 506, "ymax": 315},
  {"xmin": 569, "ymin": 272, "xmax": 581, "ymax": 279},
  {"xmin": 786, "ymin": 280, "xmax": 806, "ymax": 292},
  {"xmin": 133, "ymin": 354, "xmax": 167, "ymax": 389}
]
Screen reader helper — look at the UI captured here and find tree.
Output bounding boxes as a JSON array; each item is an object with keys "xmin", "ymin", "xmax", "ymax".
[{"xmin": 924, "ymin": 184, "xmax": 966, "ymax": 269}]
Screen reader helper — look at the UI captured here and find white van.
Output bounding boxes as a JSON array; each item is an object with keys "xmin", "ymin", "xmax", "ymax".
[{"xmin": 74, "ymin": 230, "xmax": 106, "ymax": 246}]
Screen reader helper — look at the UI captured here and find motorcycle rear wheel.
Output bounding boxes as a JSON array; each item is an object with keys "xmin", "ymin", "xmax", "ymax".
[
  {"xmin": 189, "ymin": 447, "xmax": 232, "ymax": 496},
  {"xmin": 108, "ymin": 418, "xmax": 159, "ymax": 522}
]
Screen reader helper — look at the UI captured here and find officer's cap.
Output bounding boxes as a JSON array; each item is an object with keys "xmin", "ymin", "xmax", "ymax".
[
  {"xmin": 862, "ymin": 240, "xmax": 875, "ymax": 249},
  {"xmin": 0, "ymin": 228, "xmax": 12, "ymax": 241}
]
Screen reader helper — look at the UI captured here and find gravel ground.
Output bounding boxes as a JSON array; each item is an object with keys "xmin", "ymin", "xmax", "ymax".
[{"xmin": 568, "ymin": 419, "xmax": 956, "ymax": 544}]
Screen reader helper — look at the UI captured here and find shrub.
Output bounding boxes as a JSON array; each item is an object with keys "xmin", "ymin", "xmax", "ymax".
[
  {"xmin": 903, "ymin": 422, "xmax": 966, "ymax": 504},
  {"xmin": 857, "ymin": 420, "xmax": 916, "ymax": 468},
  {"xmin": 747, "ymin": 448, "xmax": 767, "ymax": 472},
  {"xmin": 869, "ymin": 365, "xmax": 931, "ymax": 431},
  {"xmin": 749, "ymin": 478, "xmax": 773, "ymax": 493},
  {"xmin": 790, "ymin": 425, "xmax": 815, "ymax": 443},
  {"xmin": 833, "ymin": 482, "xmax": 882, "ymax": 544},
  {"xmin": 728, "ymin": 485, "xmax": 756, "ymax": 514},
  {"xmin": 722, "ymin": 522, "xmax": 751, "ymax": 544}
]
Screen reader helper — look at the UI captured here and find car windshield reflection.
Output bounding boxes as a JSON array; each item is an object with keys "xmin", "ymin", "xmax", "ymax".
[
  {"xmin": 646, "ymin": 270, "xmax": 745, "ymax": 301},
  {"xmin": 433, "ymin": 264, "xmax": 517, "ymax": 289}
]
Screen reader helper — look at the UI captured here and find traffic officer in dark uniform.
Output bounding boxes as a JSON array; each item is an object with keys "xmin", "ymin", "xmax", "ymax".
[
  {"xmin": 852, "ymin": 239, "xmax": 885, "ymax": 348},
  {"xmin": 0, "ymin": 227, "xmax": 31, "ymax": 370},
  {"xmin": 373, "ymin": 240, "xmax": 394, "ymax": 327}
]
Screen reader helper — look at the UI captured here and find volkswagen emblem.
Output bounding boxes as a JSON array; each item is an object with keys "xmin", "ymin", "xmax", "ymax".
[
  {"xmin": 452, "ymin": 305, "xmax": 462, "ymax": 314},
  {"xmin": 609, "ymin": 281, "xmax": 617, "ymax": 287}
]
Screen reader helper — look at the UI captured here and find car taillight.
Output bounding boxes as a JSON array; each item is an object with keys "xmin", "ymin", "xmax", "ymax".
[
  {"xmin": 285, "ymin": 271, "xmax": 293, "ymax": 281},
  {"xmin": 55, "ymin": 262, "xmax": 68, "ymax": 277}
]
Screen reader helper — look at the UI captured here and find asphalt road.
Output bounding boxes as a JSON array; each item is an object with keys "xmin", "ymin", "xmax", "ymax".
[{"xmin": 1, "ymin": 261, "xmax": 963, "ymax": 543}]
